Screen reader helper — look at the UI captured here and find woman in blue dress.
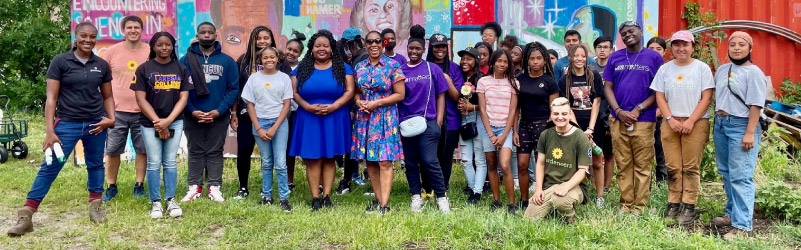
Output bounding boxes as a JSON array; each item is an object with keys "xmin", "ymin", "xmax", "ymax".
[{"xmin": 290, "ymin": 30, "xmax": 356, "ymax": 211}]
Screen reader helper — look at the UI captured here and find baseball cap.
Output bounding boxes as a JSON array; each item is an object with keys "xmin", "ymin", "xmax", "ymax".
[
  {"xmin": 429, "ymin": 33, "xmax": 448, "ymax": 46},
  {"xmin": 457, "ymin": 47, "xmax": 479, "ymax": 58},
  {"xmin": 669, "ymin": 30, "xmax": 695, "ymax": 43},
  {"xmin": 342, "ymin": 27, "xmax": 361, "ymax": 41}
]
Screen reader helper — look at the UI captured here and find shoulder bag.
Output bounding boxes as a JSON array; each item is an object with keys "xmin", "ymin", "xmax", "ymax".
[
  {"xmin": 726, "ymin": 65, "xmax": 769, "ymax": 131},
  {"xmin": 399, "ymin": 63, "xmax": 432, "ymax": 137}
]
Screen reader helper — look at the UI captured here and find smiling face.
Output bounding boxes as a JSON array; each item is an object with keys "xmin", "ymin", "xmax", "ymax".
[
  {"xmin": 123, "ymin": 20, "xmax": 142, "ymax": 43},
  {"xmin": 154, "ymin": 35, "xmax": 174, "ymax": 60},
  {"xmin": 620, "ymin": 26, "xmax": 642, "ymax": 48},
  {"xmin": 564, "ymin": 34, "xmax": 580, "ymax": 49},
  {"xmin": 460, "ymin": 54, "xmax": 476, "ymax": 73},
  {"xmin": 260, "ymin": 49, "xmax": 279, "ymax": 70},
  {"xmin": 551, "ymin": 102, "xmax": 571, "ymax": 128},
  {"xmin": 312, "ymin": 36, "xmax": 332, "ymax": 62},
  {"xmin": 648, "ymin": 42, "xmax": 665, "ymax": 56},
  {"xmin": 477, "ymin": 47, "xmax": 490, "ymax": 67},
  {"xmin": 365, "ymin": 32, "xmax": 383, "ymax": 59},
  {"xmin": 728, "ymin": 37, "xmax": 751, "ymax": 60},
  {"xmin": 364, "ymin": 0, "xmax": 399, "ymax": 32},
  {"xmin": 570, "ymin": 47, "xmax": 587, "ymax": 69},
  {"xmin": 432, "ymin": 44, "xmax": 447, "ymax": 61},
  {"xmin": 407, "ymin": 41, "xmax": 424, "ymax": 64},
  {"xmin": 285, "ymin": 41, "xmax": 302, "ymax": 64},
  {"xmin": 671, "ymin": 40, "xmax": 693, "ymax": 61},
  {"xmin": 255, "ymin": 30, "xmax": 273, "ymax": 49},
  {"xmin": 493, "ymin": 53, "xmax": 509, "ymax": 75},
  {"xmin": 481, "ymin": 29, "xmax": 497, "ymax": 46},
  {"xmin": 74, "ymin": 26, "xmax": 98, "ymax": 54},
  {"xmin": 528, "ymin": 50, "xmax": 545, "ymax": 73}
]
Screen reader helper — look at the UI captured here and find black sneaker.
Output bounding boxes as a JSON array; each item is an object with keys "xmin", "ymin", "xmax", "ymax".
[
  {"xmin": 288, "ymin": 183, "xmax": 296, "ymax": 191},
  {"xmin": 233, "ymin": 188, "xmax": 249, "ymax": 200},
  {"xmin": 519, "ymin": 199, "xmax": 529, "ymax": 210},
  {"xmin": 507, "ymin": 204, "xmax": 519, "ymax": 215},
  {"xmin": 311, "ymin": 198, "xmax": 322, "ymax": 211},
  {"xmin": 366, "ymin": 200, "xmax": 380, "ymax": 213},
  {"xmin": 462, "ymin": 186, "xmax": 473, "ymax": 196},
  {"xmin": 490, "ymin": 200, "xmax": 503, "ymax": 211},
  {"xmin": 279, "ymin": 200, "xmax": 292, "ymax": 213},
  {"xmin": 483, "ymin": 182, "xmax": 491, "ymax": 194},
  {"xmin": 321, "ymin": 195, "xmax": 333, "ymax": 208},
  {"xmin": 133, "ymin": 183, "xmax": 146, "ymax": 198},
  {"xmin": 260, "ymin": 196, "xmax": 273, "ymax": 206},
  {"xmin": 467, "ymin": 192, "xmax": 481, "ymax": 205},
  {"xmin": 336, "ymin": 180, "xmax": 351, "ymax": 195},
  {"xmin": 379, "ymin": 206, "xmax": 390, "ymax": 214}
]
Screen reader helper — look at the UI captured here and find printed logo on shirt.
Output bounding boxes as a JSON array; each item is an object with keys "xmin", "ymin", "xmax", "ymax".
[
  {"xmin": 539, "ymin": 83, "xmax": 544, "ymax": 88},
  {"xmin": 90, "ymin": 67, "xmax": 102, "ymax": 73},
  {"xmin": 675, "ymin": 73, "xmax": 685, "ymax": 82},
  {"xmin": 614, "ymin": 64, "xmax": 651, "ymax": 72},
  {"xmin": 569, "ymin": 85, "xmax": 592, "ymax": 109},
  {"xmin": 203, "ymin": 64, "xmax": 224, "ymax": 83},
  {"xmin": 587, "ymin": 148, "xmax": 593, "ymax": 158},
  {"xmin": 552, "ymin": 148, "xmax": 563, "ymax": 159},
  {"xmin": 405, "ymin": 74, "xmax": 431, "ymax": 82},
  {"xmin": 546, "ymin": 147, "xmax": 572, "ymax": 168},
  {"xmin": 127, "ymin": 60, "xmax": 138, "ymax": 70},
  {"xmin": 152, "ymin": 73, "xmax": 182, "ymax": 91}
]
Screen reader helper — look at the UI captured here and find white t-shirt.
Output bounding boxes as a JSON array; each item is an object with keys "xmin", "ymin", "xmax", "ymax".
[
  {"xmin": 241, "ymin": 71, "xmax": 294, "ymax": 119},
  {"xmin": 650, "ymin": 59, "xmax": 715, "ymax": 118},
  {"xmin": 713, "ymin": 63, "xmax": 767, "ymax": 118}
]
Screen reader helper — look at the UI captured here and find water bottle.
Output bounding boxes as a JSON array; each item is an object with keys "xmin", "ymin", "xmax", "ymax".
[
  {"xmin": 627, "ymin": 124, "xmax": 634, "ymax": 132},
  {"xmin": 592, "ymin": 143, "xmax": 603, "ymax": 156},
  {"xmin": 45, "ymin": 147, "xmax": 53, "ymax": 166},
  {"xmin": 53, "ymin": 142, "xmax": 66, "ymax": 163}
]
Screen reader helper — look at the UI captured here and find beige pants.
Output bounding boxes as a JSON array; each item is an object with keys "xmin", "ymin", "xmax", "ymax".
[
  {"xmin": 661, "ymin": 118, "xmax": 709, "ymax": 205},
  {"xmin": 524, "ymin": 185, "xmax": 584, "ymax": 220},
  {"xmin": 610, "ymin": 118, "xmax": 655, "ymax": 214}
]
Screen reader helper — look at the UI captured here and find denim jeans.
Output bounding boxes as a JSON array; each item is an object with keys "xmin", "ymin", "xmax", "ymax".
[
  {"xmin": 714, "ymin": 114, "xmax": 761, "ymax": 231},
  {"xmin": 479, "ymin": 125, "xmax": 518, "ymax": 178},
  {"xmin": 27, "ymin": 118, "xmax": 106, "ymax": 202},
  {"xmin": 402, "ymin": 119, "xmax": 447, "ymax": 197},
  {"xmin": 141, "ymin": 120, "xmax": 184, "ymax": 201},
  {"xmin": 253, "ymin": 118, "xmax": 290, "ymax": 200},
  {"xmin": 460, "ymin": 112, "xmax": 487, "ymax": 193}
]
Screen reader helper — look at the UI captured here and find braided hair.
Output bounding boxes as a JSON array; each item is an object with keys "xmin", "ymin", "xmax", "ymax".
[
  {"xmin": 296, "ymin": 30, "xmax": 346, "ymax": 89},
  {"xmin": 522, "ymin": 42, "xmax": 554, "ymax": 77},
  {"xmin": 487, "ymin": 49, "xmax": 519, "ymax": 93},
  {"xmin": 564, "ymin": 44, "xmax": 595, "ymax": 95},
  {"xmin": 147, "ymin": 32, "xmax": 178, "ymax": 61},
  {"xmin": 238, "ymin": 26, "xmax": 276, "ymax": 77}
]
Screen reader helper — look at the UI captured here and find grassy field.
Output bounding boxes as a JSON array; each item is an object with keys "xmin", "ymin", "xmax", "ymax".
[{"xmin": 1, "ymin": 114, "xmax": 800, "ymax": 249}]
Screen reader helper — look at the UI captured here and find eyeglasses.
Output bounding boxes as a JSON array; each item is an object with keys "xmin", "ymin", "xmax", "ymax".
[
  {"xmin": 365, "ymin": 39, "xmax": 382, "ymax": 45},
  {"xmin": 595, "ymin": 45, "xmax": 612, "ymax": 50},
  {"xmin": 618, "ymin": 21, "xmax": 641, "ymax": 31}
]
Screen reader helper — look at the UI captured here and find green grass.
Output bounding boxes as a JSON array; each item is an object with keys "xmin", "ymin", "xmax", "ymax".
[{"xmin": 0, "ymin": 114, "xmax": 799, "ymax": 249}]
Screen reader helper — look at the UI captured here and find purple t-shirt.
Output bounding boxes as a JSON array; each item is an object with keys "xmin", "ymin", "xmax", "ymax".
[
  {"xmin": 389, "ymin": 53, "xmax": 408, "ymax": 66},
  {"xmin": 442, "ymin": 62, "xmax": 464, "ymax": 130},
  {"xmin": 399, "ymin": 61, "xmax": 449, "ymax": 121},
  {"xmin": 603, "ymin": 48, "xmax": 663, "ymax": 122}
]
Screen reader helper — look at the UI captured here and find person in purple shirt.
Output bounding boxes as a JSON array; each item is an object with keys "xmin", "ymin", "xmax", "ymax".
[
  {"xmin": 400, "ymin": 25, "xmax": 451, "ymax": 213},
  {"xmin": 602, "ymin": 21, "xmax": 664, "ymax": 216},
  {"xmin": 381, "ymin": 29, "xmax": 407, "ymax": 65},
  {"xmin": 424, "ymin": 33, "xmax": 463, "ymax": 195}
]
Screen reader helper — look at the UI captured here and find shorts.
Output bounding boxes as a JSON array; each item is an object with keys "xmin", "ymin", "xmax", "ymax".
[
  {"xmin": 479, "ymin": 125, "xmax": 515, "ymax": 152},
  {"xmin": 105, "ymin": 111, "xmax": 146, "ymax": 155},
  {"xmin": 516, "ymin": 119, "xmax": 548, "ymax": 154}
]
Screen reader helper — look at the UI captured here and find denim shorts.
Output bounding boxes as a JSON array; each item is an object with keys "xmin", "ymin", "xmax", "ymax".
[{"xmin": 479, "ymin": 125, "xmax": 514, "ymax": 152}]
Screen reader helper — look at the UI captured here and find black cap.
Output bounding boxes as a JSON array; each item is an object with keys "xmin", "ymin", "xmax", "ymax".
[
  {"xmin": 457, "ymin": 47, "xmax": 479, "ymax": 58},
  {"xmin": 429, "ymin": 33, "xmax": 448, "ymax": 46}
]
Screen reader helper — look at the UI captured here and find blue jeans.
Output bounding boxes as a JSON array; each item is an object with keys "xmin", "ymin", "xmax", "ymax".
[
  {"xmin": 27, "ymin": 119, "xmax": 106, "ymax": 202},
  {"xmin": 253, "ymin": 118, "xmax": 290, "ymax": 200},
  {"xmin": 402, "ymin": 119, "xmax": 447, "ymax": 197},
  {"xmin": 460, "ymin": 112, "xmax": 487, "ymax": 193},
  {"xmin": 479, "ymin": 125, "xmax": 518, "ymax": 178},
  {"xmin": 141, "ymin": 120, "xmax": 184, "ymax": 201},
  {"xmin": 714, "ymin": 114, "xmax": 761, "ymax": 231}
]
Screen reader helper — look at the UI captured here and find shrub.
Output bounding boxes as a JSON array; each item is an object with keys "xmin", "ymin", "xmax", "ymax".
[{"xmin": 756, "ymin": 180, "xmax": 801, "ymax": 224}]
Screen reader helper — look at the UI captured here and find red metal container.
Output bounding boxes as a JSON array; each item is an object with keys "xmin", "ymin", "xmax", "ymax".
[{"xmin": 659, "ymin": 0, "xmax": 801, "ymax": 95}]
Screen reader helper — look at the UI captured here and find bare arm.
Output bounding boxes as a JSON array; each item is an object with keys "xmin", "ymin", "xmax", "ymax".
[
  {"xmin": 330, "ymin": 75, "xmax": 356, "ymax": 111},
  {"xmin": 135, "ymin": 91, "xmax": 160, "ymax": 124},
  {"xmin": 292, "ymin": 76, "xmax": 317, "ymax": 113},
  {"xmin": 444, "ymin": 74, "xmax": 460, "ymax": 101},
  {"xmin": 478, "ymin": 93, "xmax": 493, "ymax": 135},
  {"xmin": 501, "ymin": 93, "xmax": 518, "ymax": 138}
]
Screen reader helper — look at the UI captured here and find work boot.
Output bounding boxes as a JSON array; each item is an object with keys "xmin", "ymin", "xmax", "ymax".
[
  {"xmin": 713, "ymin": 215, "xmax": 733, "ymax": 227},
  {"xmin": 677, "ymin": 204, "xmax": 698, "ymax": 225},
  {"xmin": 6, "ymin": 207, "xmax": 34, "ymax": 237},
  {"xmin": 89, "ymin": 199, "xmax": 106, "ymax": 223},
  {"xmin": 663, "ymin": 203, "xmax": 681, "ymax": 219}
]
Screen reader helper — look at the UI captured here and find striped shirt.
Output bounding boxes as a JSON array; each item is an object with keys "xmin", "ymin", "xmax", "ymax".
[{"xmin": 477, "ymin": 76, "xmax": 517, "ymax": 127}]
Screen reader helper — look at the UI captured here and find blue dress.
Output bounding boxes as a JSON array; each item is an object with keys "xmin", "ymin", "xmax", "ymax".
[{"xmin": 290, "ymin": 64, "xmax": 354, "ymax": 159}]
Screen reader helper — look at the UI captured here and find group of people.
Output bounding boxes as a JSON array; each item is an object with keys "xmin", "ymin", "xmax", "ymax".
[{"xmin": 7, "ymin": 17, "xmax": 766, "ymax": 242}]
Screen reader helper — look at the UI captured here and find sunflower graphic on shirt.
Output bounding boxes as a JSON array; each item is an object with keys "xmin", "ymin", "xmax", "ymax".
[
  {"xmin": 675, "ymin": 73, "xmax": 685, "ymax": 83},
  {"xmin": 127, "ymin": 60, "xmax": 138, "ymax": 70},
  {"xmin": 552, "ymin": 148, "xmax": 563, "ymax": 160}
]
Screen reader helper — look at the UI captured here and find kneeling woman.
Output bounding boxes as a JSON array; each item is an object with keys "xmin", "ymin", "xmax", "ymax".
[{"xmin": 524, "ymin": 97, "xmax": 592, "ymax": 223}]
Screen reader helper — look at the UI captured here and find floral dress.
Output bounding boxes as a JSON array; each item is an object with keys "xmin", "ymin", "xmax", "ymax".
[{"xmin": 351, "ymin": 55, "xmax": 406, "ymax": 161}]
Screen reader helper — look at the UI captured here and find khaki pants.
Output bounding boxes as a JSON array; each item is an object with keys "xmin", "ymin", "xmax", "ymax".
[
  {"xmin": 661, "ymin": 118, "xmax": 709, "ymax": 205},
  {"xmin": 610, "ymin": 118, "xmax": 655, "ymax": 214},
  {"xmin": 524, "ymin": 185, "xmax": 584, "ymax": 220}
]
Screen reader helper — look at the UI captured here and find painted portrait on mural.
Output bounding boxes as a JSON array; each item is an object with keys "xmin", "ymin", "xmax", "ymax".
[
  {"xmin": 209, "ymin": 0, "xmax": 287, "ymax": 58},
  {"xmin": 566, "ymin": 5, "xmax": 616, "ymax": 53},
  {"xmin": 349, "ymin": 0, "xmax": 412, "ymax": 41}
]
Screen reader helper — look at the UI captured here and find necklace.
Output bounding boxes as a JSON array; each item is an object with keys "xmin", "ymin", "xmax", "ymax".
[
  {"xmin": 203, "ymin": 53, "xmax": 211, "ymax": 64},
  {"xmin": 555, "ymin": 125, "xmax": 573, "ymax": 136},
  {"xmin": 626, "ymin": 48, "xmax": 642, "ymax": 66}
]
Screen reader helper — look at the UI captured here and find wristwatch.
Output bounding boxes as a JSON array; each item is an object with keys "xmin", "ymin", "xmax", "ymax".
[
  {"xmin": 665, "ymin": 116, "xmax": 673, "ymax": 121},
  {"xmin": 636, "ymin": 104, "xmax": 645, "ymax": 111}
]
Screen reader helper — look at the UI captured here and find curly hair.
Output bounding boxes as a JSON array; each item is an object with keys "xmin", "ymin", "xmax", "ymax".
[
  {"xmin": 522, "ymin": 42, "xmax": 554, "ymax": 77},
  {"xmin": 147, "ymin": 32, "xmax": 178, "ymax": 61},
  {"xmin": 564, "ymin": 44, "xmax": 595, "ymax": 95},
  {"xmin": 238, "ymin": 26, "xmax": 276, "ymax": 77},
  {"xmin": 480, "ymin": 21, "xmax": 502, "ymax": 38},
  {"xmin": 350, "ymin": 0, "xmax": 412, "ymax": 41},
  {"xmin": 500, "ymin": 35, "xmax": 519, "ymax": 50},
  {"xmin": 487, "ymin": 50, "xmax": 519, "ymax": 93},
  {"xmin": 296, "ymin": 30, "xmax": 346, "ymax": 89}
]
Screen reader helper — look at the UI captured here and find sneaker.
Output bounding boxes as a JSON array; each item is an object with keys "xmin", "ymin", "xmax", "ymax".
[
  {"xmin": 462, "ymin": 186, "xmax": 473, "ymax": 196},
  {"xmin": 261, "ymin": 196, "xmax": 274, "ymax": 206},
  {"xmin": 311, "ymin": 198, "xmax": 322, "ymax": 211},
  {"xmin": 288, "ymin": 183, "xmax": 296, "ymax": 191},
  {"xmin": 233, "ymin": 188, "xmax": 249, "ymax": 200},
  {"xmin": 379, "ymin": 206, "xmax": 391, "ymax": 214},
  {"xmin": 436, "ymin": 197, "xmax": 451, "ymax": 213},
  {"xmin": 596, "ymin": 196, "xmax": 605, "ymax": 209},
  {"xmin": 279, "ymin": 200, "xmax": 292, "ymax": 213},
  {"xmin": 180, "ymin": 185, "xmax": 202, "ymax": 203},
  {"xmin": 723, "ymin": 228, "xmax": 751, "ymax": 240},
  {"xmin": 321, "ymin": 195, "xmax": 333, "ymax": 208},
  {"xmin": 89, "ymin": 199, "xmax": 106, "ymax": 223},
  {"xmin": 353, "ymin": 175, "xmax": 365, "ymax": 186},
  {"xmin": 133, "ymin": 183, "xmax": 146, "ymax": 198},
  {"xmin": 664, "ymin": 203, "xmax": 681, "ymax": 219},
  {"xmin": 150, "ymin": 200, "xmax": 163, "ymax": 219},
  {"xmin": 410, "ymin": 195, "xmax": 424, "ymax": 212},
  {"xmin": 490, "ymin": 200, "xmax": 503, "ymax": 212},
  {"xmin": 713, "ymin": 215, "xmax": 733, "ymax": 227},
  {"xmin": 467, "ymin": 192, "xmax": 481, "ymax": 205},
  {"xmin": 513, "ymin": 178, "xmax": 520, "ymax": 190},
  {"xmin": 366, "ymin": 200, "xmax": 380, "ymax": 213},
  {"xmin": 208, "ymin": 186, "xmax": 225, "ymax": 202},
  {"xmin": 363, "ymin": 187, "xmax": 375, "ymax": 196},
  {"xmin": 677, "ymin": 204, "xmax": 698, "ymax": 225},
  {"xmin": 166, "ymin": 199, "xmax": 182, "ymax": 218},
  {"xmin": 336, "ymin": 180, "xmax": 351, "ymax": 195},
  {"xmin": 507, "ymin": 204, "xmax": 518, "ymax": 215},
  {"xmin": 519, "ymin": 199, "xmax": 529, "ymax": 210},
  {"xmin": 603, "ymin": 187, "xmax": 610, "ymax": 193},
  {"xmin": 102, "ymin": 185, "xmax": 118, "ymax": 202},
  {"xmin": 6, "ymin": 207, "xmax": 34, "ymax": 237},
  {"xmin": 483, "ymin": 182, "xmax": 491, "ymax": 194}
]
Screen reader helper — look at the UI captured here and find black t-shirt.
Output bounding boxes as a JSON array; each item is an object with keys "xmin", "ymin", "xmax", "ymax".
[
  {"xmin": 45, "ymin": 50, "xmax": 113, "ymax": 121},
  {"xmin": 517, "ymin": 73, "xmax": 559, "ymax": 121},
  {"xmin": 130, "ymin": 60, "xmax": 194, "ymax": 127},
  {"xmin": 558, "ymin": 70, "xmax": 604, "ymax": 122}
]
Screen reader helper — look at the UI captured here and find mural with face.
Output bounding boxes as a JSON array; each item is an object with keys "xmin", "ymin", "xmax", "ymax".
[{"xmin": 210, "ymin": 0, "xmax": 285, "ymax": 59}]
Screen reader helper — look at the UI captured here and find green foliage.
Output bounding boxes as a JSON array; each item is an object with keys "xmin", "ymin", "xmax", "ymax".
[
  {"xmin": 757, "ymin": 125, "xmax": 801, "ymax": 182},
  {"xmin": 681, "ymin": 1, "xmax": 727, "ymax": 69},
  {"xmin": 756, "ymin": 180, "xmax": 801, "ymax": 224},
  {"xmin": 0, "ymin": 0, "xmax": 71, "ymax": 110},
  {"xmin": 779, "ymin": 77, "xmax": 801, "ymax": 105}
]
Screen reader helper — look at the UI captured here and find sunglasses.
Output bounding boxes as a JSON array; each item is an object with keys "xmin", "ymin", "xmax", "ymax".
[
  {"xmin": 365, "ymin": 38, "xmax": 382, "ymax": 45},
  {"xmin": 618, "ymin": 21, "xmax": 641, "ymax": 31}
]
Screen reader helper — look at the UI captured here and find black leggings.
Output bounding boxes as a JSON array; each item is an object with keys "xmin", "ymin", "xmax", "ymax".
[{"xmin": 237, "ymin": 111, "xmax": 297, "ymax": 188}]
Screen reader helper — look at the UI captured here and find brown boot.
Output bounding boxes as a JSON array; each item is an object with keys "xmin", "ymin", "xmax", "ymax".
[
  {"xmin": 7, "ymin": 207, "xmax": 34, "ymax": 237},
  {"xmin": 663, "ymin": 203, "xmax": 681, "ymax": 219},
  {"xmin": 89, "ymin": 199, "xmax": 106, "ymax": 223},
  {"xmin": 713, "ymin": 215, "xmax": 732, "ymax": 227},
  {"xmin": 723, "ymin": 228, "xmax": 751, "ymax": 240},
  {"xmin": 677, "ymin": 204, "xmax": 698, "ymax": 225}
]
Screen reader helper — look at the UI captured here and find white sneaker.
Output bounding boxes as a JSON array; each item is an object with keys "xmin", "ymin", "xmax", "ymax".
[
  {"xmin": 596, "ymin": 196, "xmax": 605, "ymax": 209},
  {"xmin": 410, "ymin": 195, "xmax": 424, "ymax": 212},
  {"xmin": 167, "ymin": 199, "xmax": 183, "ymax": 218},
  {"xmin": 514, "ymin": 178, "xmax": 520, "ymax": 190},
  {"xmin": 208, "ymin": 186, "xmax": 225, "ymax": 202},
  {"xmin": 436, "ymin": 197, "xmax": 451, "ymax": 213},
  {"xmin": 150, "ymin": 201, "xmax": 163, "ymax": 219},
  {"xmin": 180, "ymin": 185, "xmax": 202, "ymax": 203}
]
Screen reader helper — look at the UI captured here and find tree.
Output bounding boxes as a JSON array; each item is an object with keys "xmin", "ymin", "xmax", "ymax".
[{"xmin": 0, "ymin": 0, "xmax": 71, "ymax": 110}]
